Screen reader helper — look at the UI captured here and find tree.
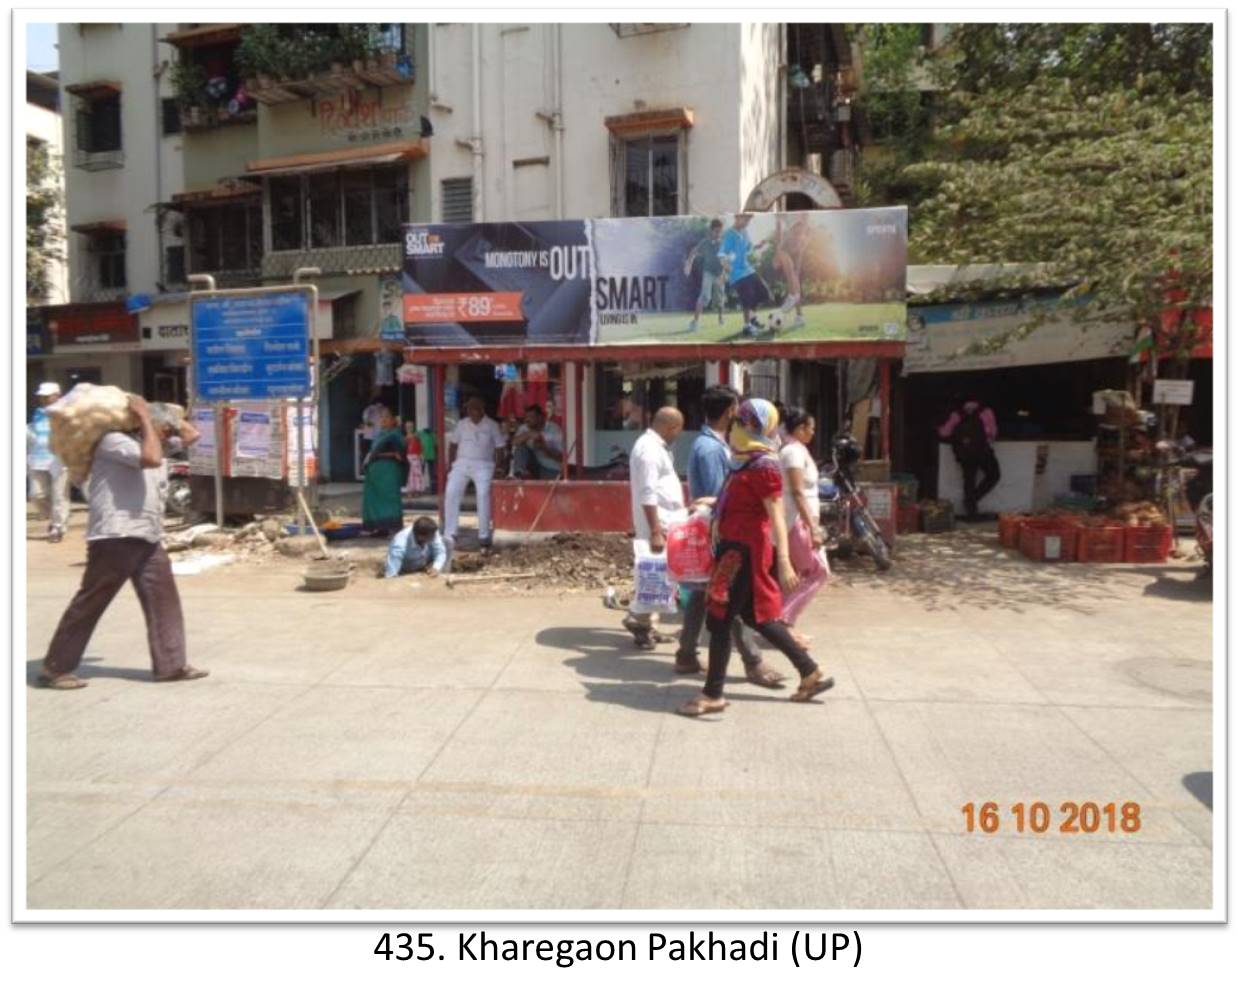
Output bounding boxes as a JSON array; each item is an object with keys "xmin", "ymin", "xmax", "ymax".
[
  {"xmin": 27, "ymin": 137, "xmax": 64, "ymax": 304},
  {"xmin": 903, "ymin": 75, "xmax": 1212, "ymax": 360}
]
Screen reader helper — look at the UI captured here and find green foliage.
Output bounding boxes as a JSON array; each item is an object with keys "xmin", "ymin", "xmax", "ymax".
[
  {"xmin": 170, "ymin": 55, "xmax": 209, "ymax": 109},
  {"xmin": 26, "ymin": 139, "xmax": 63, "ymax": 303},
  {"xmin": 905, "ymin": 76, "xmax": 1212, "ymax": 343},
  {"xmin": 237, "ymin": 24, "xmax": 393, "ymax": 81}
]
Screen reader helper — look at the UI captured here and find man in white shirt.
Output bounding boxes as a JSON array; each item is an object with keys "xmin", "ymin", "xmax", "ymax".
[
  {"xmin": 623, "ymin": 407, "xmax": 686, "ymax": 650},
  {"xmin": 444, "ymin": 396, "xmax": 507, "ymax": 550},
  {"xmin": 510, "ymin": 404, "xmax": 565, "ymax": 480},
  {"xmin": 27, "ymin": 382, "xmax": 70, "ymax": 542}
]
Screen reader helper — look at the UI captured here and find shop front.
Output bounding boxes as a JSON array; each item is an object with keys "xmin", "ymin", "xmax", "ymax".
[
  {"xmin": 902, "ymin": 288, "xmax": 1146, "ymax": 513},
  {"xmin": 396, "ymin": 208, "xmax": 909, "ymax": 532},
  {"xmin": 138, "ymin": 295, "xmax": 192, "ymax": 406},
  {"xmin": 41, "ymin": 302, "xmax": 143, "ymax": 396}
]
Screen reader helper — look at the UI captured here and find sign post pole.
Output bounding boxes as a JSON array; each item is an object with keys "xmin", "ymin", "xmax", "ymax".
[
  {"xmin": 293, "ymin": 268, "xmax": 321, "ymax": 540},
  {"xmin": 190, "ymin": 277, "xmax": 315, "ymax": 533}
]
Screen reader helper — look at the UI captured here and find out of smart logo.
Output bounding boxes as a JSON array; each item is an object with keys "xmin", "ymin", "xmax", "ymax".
[{"xmin": 405, "ymin": 230, "xmax": 446, "ymax": 258}]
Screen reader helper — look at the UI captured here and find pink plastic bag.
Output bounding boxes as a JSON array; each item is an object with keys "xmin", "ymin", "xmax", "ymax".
[{"xmin": 666, "ymin": 513, "xmax": 715, "ymax": 583}]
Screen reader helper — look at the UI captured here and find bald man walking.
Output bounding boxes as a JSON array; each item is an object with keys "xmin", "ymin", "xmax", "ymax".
[{"xmin": 624, "ymin": 407, "xmax": 687, "ymax": 650}]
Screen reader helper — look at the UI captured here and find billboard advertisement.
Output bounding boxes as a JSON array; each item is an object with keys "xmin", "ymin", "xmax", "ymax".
[{"xmin": 401, "ymin": 207, "xmax": 907, "ymax": 348}]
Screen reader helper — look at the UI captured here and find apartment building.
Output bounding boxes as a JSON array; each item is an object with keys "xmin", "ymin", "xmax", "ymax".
[
  {"xmin": 53, "ymin": 22, "xmax": 859, "ymax": 480},
  {"xmin": 47, "ymin": 23, "xmax": 186, "ymax": 401}
]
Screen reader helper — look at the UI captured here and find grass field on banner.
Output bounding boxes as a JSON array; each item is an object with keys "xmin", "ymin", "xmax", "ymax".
[{"xmin": 595, "ymin": 301, "xmax": 906, "ymax": 345}]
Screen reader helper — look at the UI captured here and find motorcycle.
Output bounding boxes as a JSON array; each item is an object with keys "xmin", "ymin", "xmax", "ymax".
[
  {"xmin": 817, "ymin": 432, "xmax": 893, "ymax": 571},
  {"xmin": 166, "ymin": 449, "xmax": 193, "ymax": 519},
  {"xmin": 1154, "ymin": 439, "xmax": 1212, "ymax": 576}
]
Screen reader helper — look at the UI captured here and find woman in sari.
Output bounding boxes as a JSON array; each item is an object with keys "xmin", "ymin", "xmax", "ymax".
[
  {"xmin": 361, "ymin": 409, "xmax": 405, "ymax": 537},
  {"xmin": 677, "ymin": 399, "xmax": 835, "ymax": 718}
]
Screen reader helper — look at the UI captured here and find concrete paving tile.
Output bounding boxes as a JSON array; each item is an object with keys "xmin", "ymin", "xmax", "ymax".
[
  {"xmin": 932, "ymin": 833, "xmax": 1213, "ymax": 910},
  {"xmin": 27, "ymin": 783, "xmax": 403, "ymax": 909},
  {"xmin": 26, "ymin": 680, "xmax": 298, "ymax": 786},
  {"xmin": 621, "ymin": 823, "xmax": 840, "ymax": 909},
  {"xmin": 187, "ymin": 686, "xmax": 483, "ymax": 787},
  {"xmin": 420, "ymin": 688, "xmax": 666, "ymax": 794},
  {"xmin": 981, "ymin": 637, "xmax": 1212, "ymax": 710},
  {"xmin": 844, "ymin": 644, "xmax": 1049, "ymax": 705},
  {"xmin": 326, "ymin": 811, "xmax": 636, "ymax": 909},
  {"xmin": 1058, "ymin": 705, "xmax": 1213, "ymax": 846},
  {"xmin": 642, "ymin": 698, "xmax": 923, "ymax": 831},
  {"xmin": 399, "ymin": 781, "xmax": 644, "ymax": 825},
  {"xmin": 828, "ymin": 829, "xmax": 962, "ymax": 908},
  {"xmin": 26, "ymin": 782, "xmax": 164, "ymax": 884},
  {"xmin": 869, "ymin": 701, "xmax": 1199, "ymax": 844}
]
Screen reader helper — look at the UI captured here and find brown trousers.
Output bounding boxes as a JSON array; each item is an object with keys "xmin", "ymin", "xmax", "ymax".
[{"xmin": 44, "ymin": 538, "xmax": 187, "ymax": 678}]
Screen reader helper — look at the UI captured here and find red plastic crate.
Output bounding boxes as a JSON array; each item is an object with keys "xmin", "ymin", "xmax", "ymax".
[
  {"xmin": 1123, "ymin": 524, "xmax": 1173, "ymax": 563},
  {"xmin": 998, "ymin": 514, "xmax": 1026, "ymax": 548},
  {"xmin": 1020, "ymin": 523, "xmax": 1079, "ymax": 562},
  {"xmin": 1076, "ymin": 524, "xmax": 1126, "ymax": 563},
  {"xmin": 897, "ymin": 503, "xmax": 921, "ymax": 534}
]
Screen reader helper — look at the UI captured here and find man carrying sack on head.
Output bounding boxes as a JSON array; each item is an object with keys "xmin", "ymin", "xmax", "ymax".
[{"xmin": 39, "ymin": 395, "xmax": 207, "ymax": 690}]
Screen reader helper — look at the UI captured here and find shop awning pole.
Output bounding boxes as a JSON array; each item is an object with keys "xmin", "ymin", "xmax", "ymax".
[
  {"xmin": 575, "ymin": 362, "xmax": 585, "ymax": 474},
  {"xmin": 880, "ymin": 360, "xmax": 892, "ymax": 460}
]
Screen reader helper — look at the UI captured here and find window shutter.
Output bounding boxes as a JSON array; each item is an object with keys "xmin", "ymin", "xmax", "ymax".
[{"xmin": 441, "ymin": 177, "xmax": 473, "ymax": 223}]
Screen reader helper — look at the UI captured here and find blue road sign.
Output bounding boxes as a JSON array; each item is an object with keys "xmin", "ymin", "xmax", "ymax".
[{"xmin": 191, "ymin": 291, "xmax": 312, "ymax": 402}]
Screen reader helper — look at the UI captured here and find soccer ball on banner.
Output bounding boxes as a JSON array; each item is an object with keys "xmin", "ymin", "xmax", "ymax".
[{"xmin": 767, "ymin": 311, "xmax": 784, "ymax": 333}]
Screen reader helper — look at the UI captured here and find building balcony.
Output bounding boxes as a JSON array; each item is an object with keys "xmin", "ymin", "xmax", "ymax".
[
  {"xmin": 73, "ymin": 147, "xmax": 125, "ymax": 171},
  {"xmin": 262, "ymin": 244, "xmax": 402, "ymax": 281}
]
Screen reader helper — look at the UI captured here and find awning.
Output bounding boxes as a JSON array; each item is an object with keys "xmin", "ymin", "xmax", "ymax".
[
  {"xmin": 243, "ymin": 140, "xmax": 429, "ymax": 177},
  {"xmin": 163, "ymin": 24, "xmax": 243, "ymax": 48},
  {"xmin": 604, "ymin": 107, "xmax": 695, "ymax": 136},
  {"xmin": 168, "ymin": 180, "xmax": 261, "ymax": 209},
  {"xmin": 70, "ymin": 219, "xmax": 126, "ymax": 235},
  {"xmin": 318, "ymin": 290, "xmax": 361, "ymax": 303},
  {"xmin": 65, "ymin": 79, "xmax": 122, "ymax": 99}
]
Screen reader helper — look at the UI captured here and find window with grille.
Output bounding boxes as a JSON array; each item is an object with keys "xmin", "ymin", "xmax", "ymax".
[
  {"xmin": 187, "ymin": 203, "xmax": 262, "ymax": 273},
  {"xmin": 267, "ymin": 166, "xmax": 410, "ymax": 251},
  {"xmin": 612, "ymin": 133, "xmax": 683, "ymax": 217},
  {"xmin": 164, "ymin": 245, "xmax": 186, "ymax": 285},
  {"xmin": 89, "ymin": 232, "xmax": 127, "ymax": 289},
  {"xmin": 161, "ymin": 97, "xmax": 182, "ymax": 136},
  {"xmin": 441, "ymin": 177, "xmax": 474, "ymax": 223},
  {"xmin": 76, "ymin": 95, "xmax": 122, "ymax": 153}
]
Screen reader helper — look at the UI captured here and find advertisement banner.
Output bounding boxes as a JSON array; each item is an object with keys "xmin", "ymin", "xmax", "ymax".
[
  {"xmin": 904, "ymin": 295, "xmax": 1135, "ymax": 374},
  {"xmin": 402, "ymin": 208, "xmax": 907, "ymax": 348}
]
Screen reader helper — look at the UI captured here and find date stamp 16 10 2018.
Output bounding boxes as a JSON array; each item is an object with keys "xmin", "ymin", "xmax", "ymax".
[{"xmin": 962, "ymin": 801, "xmax": 1142, "ymax": 835}]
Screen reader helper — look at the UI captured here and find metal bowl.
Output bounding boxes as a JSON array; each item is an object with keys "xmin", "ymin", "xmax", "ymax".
[{"xmin": 302, "ymin": 560, "xmax": 352, "ymax": 592}]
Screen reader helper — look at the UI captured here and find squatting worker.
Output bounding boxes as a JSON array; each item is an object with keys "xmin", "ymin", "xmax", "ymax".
[
  {"xmin": 443, "ymin": 396, "xmax": 506, "ymax": 551},
  {"xmin": 677, "ymin": 384, "xmax": 785, "ymax": 688},
  {"xmin": 39, "ymin": 395, "xmax": 207, "ymax": 690},
  {"xmin": 677, "ymin": 399, "xmax": 834, "ymax": 718},
  {"xmin": 623, "ymin": 406, "xmax": 686, "ymax": 651},
  {"xmin": 27, "ymin": 381, "xmax": 70, "ymax": 543},
  {"xmin": 385, "ymin": 516, "xmax": 449, "ymax": 578}
]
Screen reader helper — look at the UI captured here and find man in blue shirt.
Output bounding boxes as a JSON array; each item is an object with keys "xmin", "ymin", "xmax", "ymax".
[
  {"xmin": 676, "ymin": 385, "xmax": 785, "ymax": 688},
  {"xmin": 719, "ymin": 214, "xmax": 772, "ymax": 338},
  {"xmin": 385, "ymin": 516, "xmax": 450, "ymax": 579},
  {"xmin": 27, "ymin": 382, "xmax": 69, "ymax": 542}
]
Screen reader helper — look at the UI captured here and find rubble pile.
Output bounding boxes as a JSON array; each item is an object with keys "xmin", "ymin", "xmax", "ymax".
[
  {"xmin": 451, "ymin": 532, "xmax": 634, "ymax": 592},
  {"xmin": 163, "ymin": 517, "xmax": 290, "ymax": 564}
]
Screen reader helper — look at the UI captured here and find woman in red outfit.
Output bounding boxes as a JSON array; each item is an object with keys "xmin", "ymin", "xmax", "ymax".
[{"xmin": 677, "ymin": 398, "xmax": 834, "ymax": 718}]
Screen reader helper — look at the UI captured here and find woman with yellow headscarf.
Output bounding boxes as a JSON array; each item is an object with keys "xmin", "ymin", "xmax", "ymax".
[{"xmin": 677, "ymin": 399, "xmax": 834, "ymax": 717}]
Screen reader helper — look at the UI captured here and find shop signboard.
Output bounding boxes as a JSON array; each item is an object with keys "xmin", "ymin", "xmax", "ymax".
[
  {"xmin": 401, "ymin": 208, "xmax": 907, "ymax": 348},
  {"xmin": 904, "ymin": 295, "xmax": 1134, "ymax": 374},
  {"xmin": 1152, "ymin": 379, "xmax": 1195, "ymax": 406},
  {"xmin": 46, "ymin": 303, "xmax": 140, "ymax": 352},
  {"xmin": 191, "ymin": 290, "xmax": 312, "ymax": 402}
]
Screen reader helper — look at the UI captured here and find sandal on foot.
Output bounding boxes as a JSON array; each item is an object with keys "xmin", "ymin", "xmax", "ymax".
[
  {"xmin": 38, "ymin": 673, "xmax": 87, "ymax": 690},
  {"xmin": 745, "ymin": 663, "xmax": 787, "ymax": 688},
  {"xmin": 154, "ymin": 667, "xmax": 210, "ymax": 683},
  {"xmin": 650, "ymin": 630, "xmax": 675, "ymax": 645},
  {"xmin": 676, "ymin": 696, "xmax": 728, "ymax": 718},
  {"xmin": 674, "ymin": 652, "xmax": 704, "ymax": 675},
  {"xmin": 790, "ymin": 671, "xmax": 835, "ymax": 702}
]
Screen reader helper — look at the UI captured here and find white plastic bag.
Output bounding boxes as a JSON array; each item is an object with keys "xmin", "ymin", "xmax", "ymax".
[{"xmin": 629, "ymin": 538, "xmax": 678, "ymax": 614}]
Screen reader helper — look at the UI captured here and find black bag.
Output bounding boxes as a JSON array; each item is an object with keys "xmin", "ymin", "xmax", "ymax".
[{"xmin": 951, "ymin": 408, "xmax": 989, "ymax": 461}]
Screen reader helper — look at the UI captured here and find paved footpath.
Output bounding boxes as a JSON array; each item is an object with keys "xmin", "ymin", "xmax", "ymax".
[{"xmin": 23, "ymin": 522, "xmax": 1214, "ymax": 912}]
